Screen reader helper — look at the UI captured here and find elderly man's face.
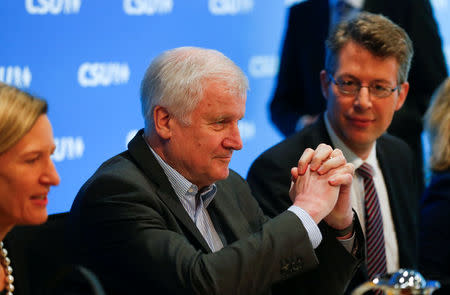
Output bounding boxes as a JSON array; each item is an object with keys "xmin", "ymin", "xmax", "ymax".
[
  {"xmin": 167, "ymin": 80, "xmax": 245, "ymax": 188},
  {"xmin": 320, "ymin": 41, "xmax": 409, "ymax": 158}
]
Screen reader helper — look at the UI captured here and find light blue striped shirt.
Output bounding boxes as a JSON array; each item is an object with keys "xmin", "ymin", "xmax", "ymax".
[
  {"xmin": 148, "ymin": 147, "xmax": 224, "ymax": 252},
  {"xmin": 145, "ymin": 137, "xmax": 322, "ymax": 250}
]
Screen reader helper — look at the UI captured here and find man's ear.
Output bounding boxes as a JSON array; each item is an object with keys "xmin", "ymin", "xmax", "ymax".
[
  {"xmin": 320, "ymin": 70, "xmax": 330, "ymax": 100},
  {"xmin": 153, "ymin": 105, "xmax": 172, "ymax": 140},
  {"xmin": 395, "ymin": 82, "xmax": 409, "ymax": 111}
]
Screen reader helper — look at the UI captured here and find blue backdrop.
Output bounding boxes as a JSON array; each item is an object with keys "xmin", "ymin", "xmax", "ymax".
[{"xmin": 1, "ymin": 0, "xmax": 449, "ymax": 214}]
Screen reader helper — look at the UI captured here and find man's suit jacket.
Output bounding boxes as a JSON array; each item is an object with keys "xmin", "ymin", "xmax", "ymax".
[
  {"xmin": 247, "ymin": 115, "xmax": 420, "ymax": 293},
  {"xmin": 270, "ymin": 0, "xmax": 448, "ymax": 167},
  {"xmin": 68, "ymin": 129, "xmax": 363, "ymax": 295}
]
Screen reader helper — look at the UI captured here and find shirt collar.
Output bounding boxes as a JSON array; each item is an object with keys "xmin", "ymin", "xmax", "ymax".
[
  {"xmin": 324, "ymin": 112, "xmax": 378, "ymax": 175},
  {"xmin": 143, "ymin": 134, "xmax": 217, "ymax": 208}
]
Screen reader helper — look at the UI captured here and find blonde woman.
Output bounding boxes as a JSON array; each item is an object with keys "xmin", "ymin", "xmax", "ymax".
[
  {"xmin": 0, "ymin": 83, "xmax": 60, "ymax": 294},
  {"xmin": 419, "ymin": 77, "xmax": 450, "ymax": 294}
]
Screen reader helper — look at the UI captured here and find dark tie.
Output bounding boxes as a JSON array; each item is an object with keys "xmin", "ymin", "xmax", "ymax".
[{"xmin": 357, "ymin": 163, "xmax": 387, "ymax": 284}]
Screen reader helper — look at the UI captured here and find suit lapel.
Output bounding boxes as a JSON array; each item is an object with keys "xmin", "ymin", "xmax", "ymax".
[
  {"xmin": 310, "ymin": 114, "xmax": 334, "ymax": 147},
  {"xmin": 375, "ymin": 136, "xmax": 414, "ymax": 268},
  {"xmin": 127, "ymin": 129, "xmax": 212, "ymax": 252},
  {"xmin": 208, "ymin": 183, "xmax": 253, "ymax": 243},
  {"xmin": 375, "ymin": 138, "xmax": 398, "ymax": 223}
]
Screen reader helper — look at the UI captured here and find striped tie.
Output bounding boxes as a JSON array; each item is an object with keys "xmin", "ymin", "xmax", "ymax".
[{"xmin": 357, "ymin": 163, "xmax": 387, "ymax": 285}]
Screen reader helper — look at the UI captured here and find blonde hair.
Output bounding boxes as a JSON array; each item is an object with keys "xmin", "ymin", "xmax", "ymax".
[
  {"xmin": 0, "ymin": 83, "xmax": 48, "ymax": 154},
  {"xmin": 424, "ymin": 77, "xmax": 450, "ymax": 172}
]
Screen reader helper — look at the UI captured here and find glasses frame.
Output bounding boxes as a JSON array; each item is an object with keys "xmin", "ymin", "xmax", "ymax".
[{"xmin": 327, "ymin": 73, "xmax": 400, "ymax": 98}]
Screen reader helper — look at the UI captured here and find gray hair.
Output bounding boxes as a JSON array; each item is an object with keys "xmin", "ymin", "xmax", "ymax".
[
  {"xmin": 325, "ymin": 12, "xmax": 414, "ymax": 84},
  {"xmin": 140, "ymin": 47, "xmax": 249, "ymax": 133}
]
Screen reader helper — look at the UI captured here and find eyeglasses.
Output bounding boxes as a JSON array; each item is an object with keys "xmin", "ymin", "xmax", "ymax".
[{"xmin": 328, "ymin": 73, "xmax": 400, "ymax": 98}]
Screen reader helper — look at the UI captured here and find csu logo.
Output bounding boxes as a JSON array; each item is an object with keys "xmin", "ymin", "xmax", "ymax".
[
  {"xmin": 78, "ymin": 62, "xmax": 130, "ymax": 87},
  {"xmin": 123, "ymin": 0, "xmax": 173, "ymax": 15},
  {"xmin": 52, "ymin": 136, "xmax": 85, "ymax": 162},
  {"xmin": 209, "ymin": 0, "xmax": 254, "ymax": 15},
  {"xmin": 248, "ymin": 56, "xmax": 279, "ymax": 78},
  {"xmin": 0, "ymin": 66, "xmax": 32, "ymax": 88},
  {"xmin": 25, "ymin": 0, "xmax": 82, "ymax": 15}
]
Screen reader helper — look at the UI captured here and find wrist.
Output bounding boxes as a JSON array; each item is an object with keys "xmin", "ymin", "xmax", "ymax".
[
  {"xmin": 332, "ymin": 222, "xmax": 354, "ymax": 239},
  {"xmin": 330, "ymin": 213, "xmax": 355, "ymax": 238},
  {"xmin": 325, "ymin": 209, "xmax": 354, "ymax": 229},
  {"xmin": 293, "ymin": 202, "xmax": 323, "ymax": 224}
]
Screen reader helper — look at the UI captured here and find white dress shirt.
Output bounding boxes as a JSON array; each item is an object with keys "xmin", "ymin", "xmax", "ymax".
[{"xmin": 324, "ymin": 113, "xmax": 400, "ymax": 272}]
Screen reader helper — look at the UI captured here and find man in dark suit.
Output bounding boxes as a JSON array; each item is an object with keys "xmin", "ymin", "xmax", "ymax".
[
  {"xmin": 248, "ymin": 13, "xmax": 421, "ymax": 293},
  {"xmin": 68, "ymin": 46, "xmax": 364, "ymax": 294},
  {"xmin": 270, "ymin": 0, "xmax": 448, "ymax": 187}
]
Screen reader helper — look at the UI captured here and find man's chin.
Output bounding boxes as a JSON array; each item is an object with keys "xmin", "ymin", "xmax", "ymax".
[{"xmin": 214, "ymin": 168, "xmax": 230, "ymax": 182}]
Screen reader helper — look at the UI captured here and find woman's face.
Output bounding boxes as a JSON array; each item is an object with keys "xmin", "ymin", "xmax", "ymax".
[{"xmin": 0, "ymin": 114, "xmax": 60, "ymax": 228}]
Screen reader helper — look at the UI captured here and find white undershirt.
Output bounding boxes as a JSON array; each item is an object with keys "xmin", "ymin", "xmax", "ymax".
[{"xmin": 324, "ymin": 113, "xmax": 399, "ymax": 272}]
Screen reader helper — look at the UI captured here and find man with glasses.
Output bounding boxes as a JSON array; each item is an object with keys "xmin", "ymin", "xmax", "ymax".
[
  {"xmin": 270, "ymin": 0, "xmax": 447, "ymax": 194},
  {"xmin": 248, "ymin": 12, "xmax": 420, "ymax": 294}
]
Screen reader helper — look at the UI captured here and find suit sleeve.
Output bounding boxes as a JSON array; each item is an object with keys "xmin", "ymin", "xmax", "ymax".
[
  {"xmin": 71, "ymin": 172, "xmax": 320, "ymax": 295},
  {"xmin": 247, "ymin": 150, "xmax": 365, "ymax": 295}
]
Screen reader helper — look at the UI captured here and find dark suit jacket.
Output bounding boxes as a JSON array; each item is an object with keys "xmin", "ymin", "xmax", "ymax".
[
  {"xmin": 270, "ymin": 0, "xmax": 447, "ymax": 166},
  {"xmin": 4, "ymin": 213, "xmax": 105, "ymax": 295},
  {"xmin": 419, "ymin": 170, "xmax": 450, "ymax": 294},
  {"xmin": 68, "ymin": 129, "xmax": 363, "ymax": 295},
  {"xmin": 247, "ymin": 115, "xmax": 420, "ymax": 293}
]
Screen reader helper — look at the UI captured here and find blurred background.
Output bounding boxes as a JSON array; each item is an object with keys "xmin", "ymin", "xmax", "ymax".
[{"xmin": 1, "ymin": 0, "xmax": 449, "ymax": 214}]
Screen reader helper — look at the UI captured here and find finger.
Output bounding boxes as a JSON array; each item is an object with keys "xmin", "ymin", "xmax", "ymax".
[
  {"xmin": 329, "ymin": 173, "xmax": 353, "ymax": 186},
  {"xmin": 291, "ymin": 167, "xmax": 299, "ymax": 182},
  {"xmin": 329, "ymin": 148, "xmax": 344, "ymax": 160},
  {"xmin": 310, "ymin": 143, "xmax": 333, "ymax": 171},
  {"xmin": 289, "ymin": 180, "xmax": 295, "ymax": 203},
  {"xmin": 328, "ymin": 163, "xmax": 355, "ymax": 186},
  {"xmin": 317, "ymin": 153, "xmax": 346, "ymax": 175},
  {"xmin": 298, "ymin": 148, "xmax": 315, "ymax": 175},
  {"xmin": 330, "ymin": 163, "xmax": 355, "ymax": 177}
]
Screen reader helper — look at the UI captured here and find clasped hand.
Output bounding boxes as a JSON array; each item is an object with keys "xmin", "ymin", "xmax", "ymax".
[{"xmin": 289, "ymin": 144, "xmax": 354, "ymax": 230}]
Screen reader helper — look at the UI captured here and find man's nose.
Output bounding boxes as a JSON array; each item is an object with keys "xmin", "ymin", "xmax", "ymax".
[
  {"xmin": 354, "ymin": 86, "xmax": 373, "ymax": 110},
  {"xmin": 223, "ymin": 123, "xmax": 243, "ymax": 150}
]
